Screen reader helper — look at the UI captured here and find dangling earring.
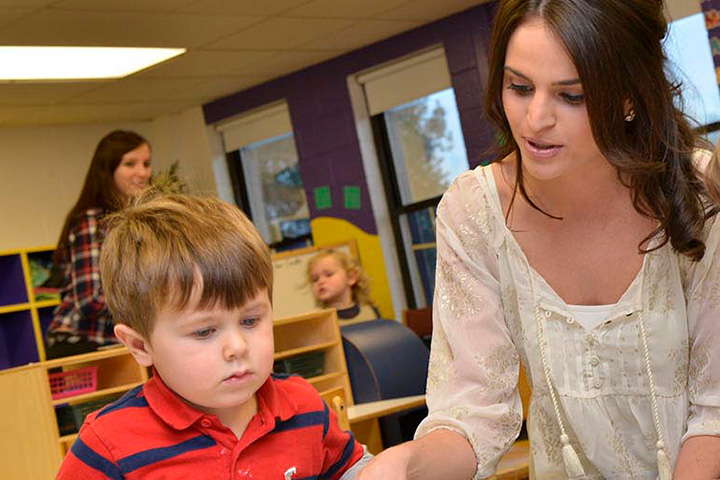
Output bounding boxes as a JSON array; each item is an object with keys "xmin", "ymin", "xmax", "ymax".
[{"xmin": 624, "ymin": 109, "xmax": 636, "ymax": 122}]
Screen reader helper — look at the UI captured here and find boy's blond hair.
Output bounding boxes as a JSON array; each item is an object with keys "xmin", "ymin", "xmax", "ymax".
[
  {"xmin": 307, "ymin": 249, "xmax": 372, "ymax": 307},
  {"xmin": 100, "ymin": 192, "xmax": 272, "ymax": 340}
]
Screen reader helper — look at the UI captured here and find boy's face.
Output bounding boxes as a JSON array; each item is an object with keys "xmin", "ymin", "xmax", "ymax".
[{"xmin": 145, "ymin": 288, "xmax": 274, "ymax": 423}]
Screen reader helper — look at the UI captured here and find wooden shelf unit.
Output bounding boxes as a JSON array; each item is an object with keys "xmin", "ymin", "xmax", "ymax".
[
  {"xmin": 273, "ymin": 308, "xmax": 354, "ymax": 406},
  {"xmin": 0, "ymin": 246, "xmax": 58, "ymax": 369},
  {"xmin": 0, "ymin": 346, "xmax": 148, "ymax": 479}
]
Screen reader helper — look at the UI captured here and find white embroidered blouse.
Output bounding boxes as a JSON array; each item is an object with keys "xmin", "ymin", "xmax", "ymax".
[{"xmin": 415, "ymin": 165, "xmax": 720, "ymax": 479}]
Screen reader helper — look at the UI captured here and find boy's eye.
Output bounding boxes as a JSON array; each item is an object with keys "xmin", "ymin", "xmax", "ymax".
[
  {"xmin": 241, "ymin": 317, "xmax": 259, "ymax": 328},
  {"xmin": 193, "ymin": 328, "xmax": 215, "ymax": 339}
]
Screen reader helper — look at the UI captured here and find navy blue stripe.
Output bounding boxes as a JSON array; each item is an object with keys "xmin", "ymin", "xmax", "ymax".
[
  {"xmin": 71, "ymin": 437, "xmax": 123, "ymax": 480},
  {"xmin": 96, "ymin": 385, "xmax": 147, "ymax": 418},
  {"xmin": 117, "ymin": 435, "xmax": 216, "ymax": 473},
  {"xmin": 322, "ymin": 402, "xmax": 329, "ymax": 439},
  {"xmin": 272, "ymin": 410, "xmax": 327, "ymax": 434},
  {"xmin": 319, "ymin": 435, "xmax": 356, "ymax": 479}
]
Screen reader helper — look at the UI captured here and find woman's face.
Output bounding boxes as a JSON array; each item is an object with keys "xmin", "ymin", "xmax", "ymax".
[
  {"xmin": 113, "ymin": 143, "xmax": 152, "ymax": 199},
  {"xmin": 501, "ymin": 18, "xmax": 606, "ymax": 182}
]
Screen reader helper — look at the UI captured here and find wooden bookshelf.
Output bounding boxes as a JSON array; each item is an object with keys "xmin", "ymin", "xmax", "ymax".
[
  {"xmin": 0, "ymin": 346, "xmax": 147, "ymax": 479},
  {"xmin": 0, "ymin": 246, "xmax": 58, "ymax": 368}
]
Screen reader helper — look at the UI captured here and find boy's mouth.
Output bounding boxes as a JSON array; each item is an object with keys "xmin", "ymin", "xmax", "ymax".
[{"xmin": 223, "ymin": 371, "xmax": 251, "ymax": 384}]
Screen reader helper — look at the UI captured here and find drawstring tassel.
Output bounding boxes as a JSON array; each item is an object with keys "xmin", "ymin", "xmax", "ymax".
[
  {"xmin": 560, "ymin": 434, "xmax": 586, "ymax": 478},
  {"xmin": 656, "ymin": 441, "xmax": 672, "ymax": 480}
]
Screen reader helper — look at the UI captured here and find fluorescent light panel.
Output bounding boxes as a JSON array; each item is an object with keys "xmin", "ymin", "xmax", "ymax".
[{"xmin": 0, "ymin": 46, "xmax": 186, "ymax": 81}]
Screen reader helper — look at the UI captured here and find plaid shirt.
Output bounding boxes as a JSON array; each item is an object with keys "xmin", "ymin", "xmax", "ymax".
[{"xmin": 48, "ymin": 208, "xmax": 117, "ymax": 345}]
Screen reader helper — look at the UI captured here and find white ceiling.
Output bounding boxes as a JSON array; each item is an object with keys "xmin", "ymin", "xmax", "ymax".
[{"xmin": 0, "ymin": 0, "xmax": 490, "ymax": 127}]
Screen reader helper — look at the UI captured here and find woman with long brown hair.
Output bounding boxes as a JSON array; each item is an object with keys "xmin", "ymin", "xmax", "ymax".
[
  {"xmin": 46, "ymin": 130, "xmax": 151, "ymax": 359},
  {"xmin": 359, "ymin": 0, "xmax": 720, "ymax": 478}
]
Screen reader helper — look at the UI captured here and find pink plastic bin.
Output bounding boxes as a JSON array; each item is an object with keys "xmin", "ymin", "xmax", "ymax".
[{"xmin": 49, "ymin": 365, "xmax": 98, "ymax": 400}]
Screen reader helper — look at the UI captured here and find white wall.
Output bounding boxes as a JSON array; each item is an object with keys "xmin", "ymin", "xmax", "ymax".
[{"xmin": 0, "ymin": 105, "xmax": 216, "ymax": 251}]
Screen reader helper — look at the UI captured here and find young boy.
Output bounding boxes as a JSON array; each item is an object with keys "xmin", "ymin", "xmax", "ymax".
[{"xmin": 56, "ymin": 193, "xmax": 370, "ymax": 479}]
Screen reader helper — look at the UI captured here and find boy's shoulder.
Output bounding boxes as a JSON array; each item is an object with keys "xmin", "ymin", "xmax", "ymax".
[
  {"xmin": 267, "ymin": 373, "xmax": 325, "ymax": 410},
  {"xmin": 80, "ymin": 382, "xmax": 150, "ymax": 436}
]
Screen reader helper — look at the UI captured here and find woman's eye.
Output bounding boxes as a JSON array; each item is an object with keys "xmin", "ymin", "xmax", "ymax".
[
  {"xmin": 194, "ymin": 328, "xmax": 215, "ymax": 339},
  {"xmin": 508, "ymin": 83, "xmax": 532, "ymax": 95},
  {"xmin": 560, "ymin": 92, "xmax": 585, "ymax": 105}
]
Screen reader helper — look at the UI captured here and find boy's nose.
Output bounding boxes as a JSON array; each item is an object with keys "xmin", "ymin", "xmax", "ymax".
[{"xmin": 222, "ymin": 330, "xmax": 248, "ymax": 360}]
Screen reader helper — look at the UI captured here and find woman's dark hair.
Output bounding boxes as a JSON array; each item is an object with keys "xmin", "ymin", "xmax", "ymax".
[
  {"xmin": 485, "ymin": 0, "xmax": 718, "ymax": 260},
  {"xmin": 53, "ymin": 130, "xmax": 149, "ymax": 266}
]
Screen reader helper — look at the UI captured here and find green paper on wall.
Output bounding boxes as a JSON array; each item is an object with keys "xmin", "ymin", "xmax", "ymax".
[
  {"xmin": 344, "ymin": 186, "xmax": 361, "ymax": 210},
  {"xmin": 314, "ymin": 186, "xmax": 331, "ymax": 210}
]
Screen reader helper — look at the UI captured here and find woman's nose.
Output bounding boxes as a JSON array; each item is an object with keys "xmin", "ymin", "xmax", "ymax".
[{"xmin": 526, "ymin": 93, "xmax": 556, "ymax": 132}]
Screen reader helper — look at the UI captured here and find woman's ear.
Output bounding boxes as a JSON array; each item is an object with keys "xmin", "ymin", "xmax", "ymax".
[{"xmin": 114, "ymin": 324, "xmax": 154, "ymax": 367}]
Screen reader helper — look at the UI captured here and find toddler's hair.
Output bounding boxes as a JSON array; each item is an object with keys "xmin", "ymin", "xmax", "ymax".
[
  {"xmin": 100, "ymin": 191, "xmax": 272, "ymax": 340},
  {"xmin": 307, "ymin": 249, "xmax": 372, "ymax": 307}
]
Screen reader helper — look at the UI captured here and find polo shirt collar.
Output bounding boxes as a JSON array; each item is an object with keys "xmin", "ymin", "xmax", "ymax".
[{"xmin": 143, "ymin": 371, "xmax": 299, "ymax": 431}]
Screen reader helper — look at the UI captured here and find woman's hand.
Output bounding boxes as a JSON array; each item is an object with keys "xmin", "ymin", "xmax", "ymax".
[
  {"xmin": 356, "ymin": 443, "xmax": 412, "ymax": 480},
  {"xmin": 356, "ymin": 429, "xmax": 477, "ymax": 480}
]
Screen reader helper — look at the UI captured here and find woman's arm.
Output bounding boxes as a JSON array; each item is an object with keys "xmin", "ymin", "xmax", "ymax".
[
  {"xmin": 357, "ymin": 429, "xmax": 476, "ymax": 480},
  {"xmin": 358, "ymin": 173, "xmax": 523, "ymax": 480},
  {"xmin": 679, "ymin": 214, "xmax": 720, "ymax": 479},
  {"xmin": 674, "ymin": 436, "xmax": 720, "ymax": 480}
]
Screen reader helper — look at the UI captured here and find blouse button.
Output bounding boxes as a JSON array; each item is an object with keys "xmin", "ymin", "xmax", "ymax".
[
  {"xmin": 590, "ymin": 357, "xmax": 600, "ymax": 366},
  {"xmin": 200, "ymin": 418, "xmax": 212, "ymax": 428},
  {"xmin": 566, "ymin": 317, "xmax": 575, "ymax": 325},
  {"xmin": 593, "ymin": 380, "xmax": 602, "ymax": 388},
  {"xmin": 544, "ymin": 310, "xmax": 552, "ymax": 318},
  {"xmin": 585, "ymin": 333, "xmax": 595, "ymax": 344}
]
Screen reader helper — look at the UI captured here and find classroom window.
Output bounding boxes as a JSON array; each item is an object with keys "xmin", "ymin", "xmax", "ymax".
[
  {"xmin": 373, "ymin": 88, "xmax": 469, "ymax": 308},
  {"xmin": 665, "ymin": 12, "xmax": 720, "ymax": 143},
  {"xmin": 239, "ymin": 133, "xmax": 311, "ymax": 247},
  {"xmin": 216, "ymin": 102, "xmax": 312, "ymax": 251}
]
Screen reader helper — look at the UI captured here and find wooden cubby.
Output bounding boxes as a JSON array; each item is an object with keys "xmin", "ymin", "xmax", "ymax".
[
  {"xmin": 0, "ymin": 346, "xmax": 147, "ymax": 479},
  {"xmin": 273, "ymin": 308, "xmax": 354, "ymax": 406},
  {"xmin": 0, "ymin": 246, "xmax": 58, "ymax": 369}
]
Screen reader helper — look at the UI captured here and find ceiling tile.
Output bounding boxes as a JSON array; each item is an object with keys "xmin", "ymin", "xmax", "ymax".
[
  {"xmin": 51, "ymin": 0, "xmax": 197, "ymax": 13},
  {"xmin": 0, "ymin": 10, "xmax": 263, "ymax": 48},
  {"xmin": 68, "ymin": 77, "xmax": 206, "ymax": 103},
  {"xmin": 179, "ymin": 0, "xmax": 311, "ymax": 16},
  {"xmin": 191, "ymin": 75, "xmax": 275, "ymax": 100},
  {"xmin": 284, "ymin": 0, "xmax": 408, "ymax": 19},
  {"xmin": 302, "ymin": 19, "xmax": 421, "ymax": 51},
  {"xmin": 0, "ymin": 0, "xmax": 54, "ymax": 6},
  {"xmin": 226, "ymin": 50, "xmax": 339, "ymax": 76},
  {"xmin": 206, "ymin": 17, "xmax": 354, "ymax": 50},
  {"xmin": 0, "ymin": 82, "xmax": 101, "ymax": 105},
  {"xmin": 136, "ymin": 50, "xmax": 280, "ymax": 78},
  {"xmin": 381, "ymin": 0, "xmax": 487, "ymax": 21},
  {"xmin": 3, "ymin": 101, "xmax": 196, "ymax": 126},
  {"xmin": 0, "ymin": 7, "xmax": 35, "ymax": 29}
]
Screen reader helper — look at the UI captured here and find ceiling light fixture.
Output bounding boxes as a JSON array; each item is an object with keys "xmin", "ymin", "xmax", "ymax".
[{"xmin": 0, "ymin": 46, "xmax": 186, "ymax": 81}]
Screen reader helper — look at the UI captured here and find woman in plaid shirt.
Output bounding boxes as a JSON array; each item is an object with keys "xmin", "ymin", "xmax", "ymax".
[{"xmin": 46, "ymin": 130, "xmax": 152, "ymax": 359}]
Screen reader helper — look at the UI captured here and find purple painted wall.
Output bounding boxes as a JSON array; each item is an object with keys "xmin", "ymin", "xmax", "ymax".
[{"xmin": 203, "ymin": 3, "xmax": 497, "ymax": 235}]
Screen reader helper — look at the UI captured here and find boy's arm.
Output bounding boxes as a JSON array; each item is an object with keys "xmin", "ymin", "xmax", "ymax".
[
  {"xmin": 320, "ymin": 401, "xmax": 366, "ymax": 480},
  {"xmin": 56, "ymin": 424, "xmax": 122, "ymax": 480}
]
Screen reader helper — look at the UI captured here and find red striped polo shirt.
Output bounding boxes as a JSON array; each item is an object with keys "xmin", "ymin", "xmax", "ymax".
[{"xmin": 56, "ymin": 373, "xmax": 363, "ymax": 479}]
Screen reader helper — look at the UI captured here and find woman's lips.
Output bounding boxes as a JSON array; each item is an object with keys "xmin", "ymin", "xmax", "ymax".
[{"xmin": 524, "ymin": 138, "xmax": 564, "ymax": 158}]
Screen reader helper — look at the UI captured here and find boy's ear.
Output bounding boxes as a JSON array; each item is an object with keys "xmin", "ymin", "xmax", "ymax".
[{"xmin": 114, "ymin": 324, "xmax": 154, "ymax": 367}]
